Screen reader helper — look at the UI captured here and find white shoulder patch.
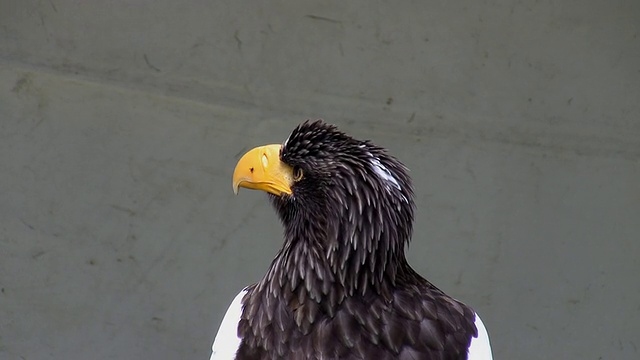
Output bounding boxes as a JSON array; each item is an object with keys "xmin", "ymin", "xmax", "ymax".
[
  {"xmin": 210, "ymin": 288, "xmax": 247, "ymax": 360},
  {"xmin": 468, "ymin": 312, "xmax": 494, "ymax": 360}
]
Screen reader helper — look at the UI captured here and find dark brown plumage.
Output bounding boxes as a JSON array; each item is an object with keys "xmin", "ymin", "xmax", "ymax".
[{"xmin": 235, "ymin": 120, "xmax": 477, "ymax": 360}]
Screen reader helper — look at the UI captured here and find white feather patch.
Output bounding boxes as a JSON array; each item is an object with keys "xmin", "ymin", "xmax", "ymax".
[
  {"xmin": 370, "ymin": 157, "xmax": 401, "ymax": 191},
  {"xmin": 468, "ymin": 313, "xmax": 494, "ymax": 360},
  {"xmin": 210, "ymin": 289, "xmax": 247, "ymax": 360}
]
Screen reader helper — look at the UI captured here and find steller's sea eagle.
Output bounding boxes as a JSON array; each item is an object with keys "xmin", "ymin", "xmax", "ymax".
[{"xmin": 211, "ymin": 120, "xmax": 493, "ymax": 359}]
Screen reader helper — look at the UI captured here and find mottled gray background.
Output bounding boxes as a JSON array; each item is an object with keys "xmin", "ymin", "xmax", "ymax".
[{"xmin": 1, "ymin": 1, "xmax": 639, "ymax": 359}]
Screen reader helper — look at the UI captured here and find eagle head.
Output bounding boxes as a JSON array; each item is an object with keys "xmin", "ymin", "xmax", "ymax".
[{"xmin": 233, "ymin": 120, "xmax": 414, "ymax": 295}]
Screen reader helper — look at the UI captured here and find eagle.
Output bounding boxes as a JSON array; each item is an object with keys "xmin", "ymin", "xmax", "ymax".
[{"xmin": 210, "ymin": 120, "xmax": 493, "ymax": 360}]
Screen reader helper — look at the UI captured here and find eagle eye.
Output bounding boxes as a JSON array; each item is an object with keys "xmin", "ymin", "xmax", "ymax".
[{"xmin": 293, "ymin": 166, "xmax": 304, "ymax": 182}]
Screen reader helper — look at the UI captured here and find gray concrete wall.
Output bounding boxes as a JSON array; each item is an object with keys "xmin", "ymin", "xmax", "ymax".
[{"xmin": 1, "ymin": 1, "xmax": 639, "ymax": 359}]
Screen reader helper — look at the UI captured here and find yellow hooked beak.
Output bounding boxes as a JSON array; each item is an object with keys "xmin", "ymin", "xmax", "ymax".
[{"xmin": 232, "ymin": 144, "xmax": 294, "ymax": 196}]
